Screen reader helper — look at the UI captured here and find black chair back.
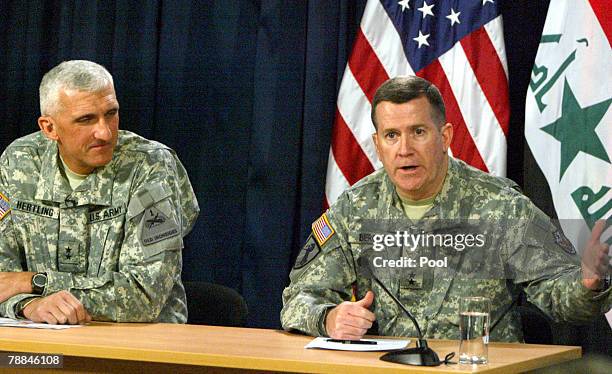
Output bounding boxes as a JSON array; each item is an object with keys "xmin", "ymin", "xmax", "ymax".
[{"xmin": 183, "ymin": 281, "xmax": 248, "ymax": 327}]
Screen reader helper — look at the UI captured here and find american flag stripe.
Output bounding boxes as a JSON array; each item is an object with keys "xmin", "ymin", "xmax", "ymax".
[
  {"xmin": 324, "ymin": 152, "xmax": 350, "ymax": 207},
  {"xmin": 439, "ymin": 40, "xmax": 507, "ymax": 174},
  {"xmin": 589, "ymin": 0, "xmax": 611, "ymax": 46},
  {"xmin": 484, "ymin": 17, "xmax": 509, "ymax": 78},
  {"xmin": 361, "ymin": 0, "xmax": 415, "ymax": 77},
  {"xmin": 461, "ymin": 26, "xmax": 510, "ymax": 136},
  {"xmin": 349, "ymin": 29, "xmax": 390, "ymax": 102},
  {"xmin": 337, "ymin": 68, "xmax": 379, "ymax": 166},
  {"xmin": 417, "ymin": 61, "xmax": 489, "ymax": 172},
  {"xmin": 325, "ymin": 0, "xmax": 509, "ymax": 206},
  {"xmin": 331, "ymin": 109, "xmax": 374, "ymax": 186}
]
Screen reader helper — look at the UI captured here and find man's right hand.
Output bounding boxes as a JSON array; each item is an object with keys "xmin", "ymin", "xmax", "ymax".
[
  {"xmin": 23, "ymin": 291, "xmax": 91, "ymax": 325},
  {"xmin": 325, "ymin": 291, "xmax": 376, "ymax": 340},
  {"xmin": 581, "ymin": 220, "xmax": 611, "ymax": 290}
]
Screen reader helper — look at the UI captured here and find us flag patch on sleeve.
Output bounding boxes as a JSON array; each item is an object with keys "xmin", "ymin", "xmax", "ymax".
[
  {"xmin": 312, "ymin": 213, "xmax": 335, "ymax": 246},
  {"xmin": 0, "ymin": 192, "xmax": 11, "ymax": 220}
]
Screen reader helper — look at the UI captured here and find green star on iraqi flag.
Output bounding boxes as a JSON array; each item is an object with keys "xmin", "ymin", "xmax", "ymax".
[
  {"xmin": 541, "ymin": 80, "xmax": 611, "ymax": 181},
  {"xmin": 525, "ymin": 0, "xmax": 611, "ymax": 249}
]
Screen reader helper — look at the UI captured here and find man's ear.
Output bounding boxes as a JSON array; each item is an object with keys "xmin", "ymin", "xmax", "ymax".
[
  {"xmin": 372, "ymin": 132, "xmax": 381, "ymax": 160},
  {"xmin": 441, "ymin": 122, "xmax": 453, "ymax": 153},
  {"xmin": 38, "ymin": 116, "xmax": 59, "ymax": 141}
]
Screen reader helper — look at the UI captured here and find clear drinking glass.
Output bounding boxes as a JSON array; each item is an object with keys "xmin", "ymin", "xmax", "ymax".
[{"xmin": 458, "ymin": 296, "xmax": 490, "ymax": 365}]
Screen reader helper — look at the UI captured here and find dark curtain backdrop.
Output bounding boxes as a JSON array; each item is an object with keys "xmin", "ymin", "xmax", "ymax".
[
  {"xmin": 1, "ymin": 0, "xmax": 607, "ymax": 354},
  {"xmin": 0, "ymin": 0, "xmax": 367, "ymax": 329}
]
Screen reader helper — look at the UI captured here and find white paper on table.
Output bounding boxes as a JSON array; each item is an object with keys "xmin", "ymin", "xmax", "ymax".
[
  {"xmin": 305, "ymin": 337, "xmax": 410, "ymax": 352},
  {"xmin": 606, "ymin": 308, "xmax": 612, "ymax": 330},
  {"xmin": 0, "ymin": 317, "xmax": 84, "ymax": 330}
]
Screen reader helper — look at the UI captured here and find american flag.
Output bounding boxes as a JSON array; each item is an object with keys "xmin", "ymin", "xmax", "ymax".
[
  {"xmin": 312, "ymin": 214, "xmax": 335, "ymax": 246},
  {"xmin": 0, "ymin": 192, "xmax": 10, "ymax": 220},
  {"xmin": 325, "ymin": 0, "xmax": 509, "ymax": 207}
]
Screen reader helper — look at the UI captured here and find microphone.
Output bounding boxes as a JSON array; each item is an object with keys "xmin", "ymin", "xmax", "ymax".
[
  {"xmin": 359, "ymin": 257, "xmax": 423, "ymax": 339},
  {"xmin": 358, "ymin": 256, "xmax": 444, "ymax": 366}
]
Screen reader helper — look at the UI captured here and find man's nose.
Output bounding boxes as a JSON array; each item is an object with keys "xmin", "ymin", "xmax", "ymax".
[
  {"xmin": 93, "ymin": 118, "xmax": 112, "ymax": 141},
  {"xmin": 398, "ymin": 134, "xmax": 414, "ymax": 156}
]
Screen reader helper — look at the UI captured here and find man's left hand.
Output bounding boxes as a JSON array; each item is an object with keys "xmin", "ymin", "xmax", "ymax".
[
  {"xmin": 581, "ymin": 220, "xmax": 611, "ymax": 290},
  {"xmin": 0, "ymin": 272, "xmax": 35, "ymax": 303}
]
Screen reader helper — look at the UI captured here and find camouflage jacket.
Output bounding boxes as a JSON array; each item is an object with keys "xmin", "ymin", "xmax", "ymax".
[
  {"xmin": 281, "ymin": 157, "xmax": 608, "ymax": 341},
  {"xmin": 0, "ymin": 131, "xmax": 199, "ymax": 323}
]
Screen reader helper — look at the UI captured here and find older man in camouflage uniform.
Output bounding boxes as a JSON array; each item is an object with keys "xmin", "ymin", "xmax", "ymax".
[
  {"xmin": 281, "ymin": 76, "xmax": 610, "ymax": 341},
  {"xmin": 0, "ymin": 60, "xmax": 199, "ymax": 324}
]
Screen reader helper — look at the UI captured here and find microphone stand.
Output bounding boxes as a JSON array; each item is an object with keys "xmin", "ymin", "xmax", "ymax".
[
  {"xmin": 370, "ymin": 276, "xmax": 441, "ymax": 366},
  {"xmin": 358, "ymin": 257, "xmax": 441, "ymax": 366}
]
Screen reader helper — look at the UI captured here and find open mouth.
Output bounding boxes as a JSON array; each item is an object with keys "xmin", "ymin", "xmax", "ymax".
[{"xmin": 399, "ymin": 165, "xmax": 419, "ymax": 171}]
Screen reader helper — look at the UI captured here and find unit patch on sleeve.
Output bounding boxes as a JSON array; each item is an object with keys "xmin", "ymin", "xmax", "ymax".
[
  {"xmin": 312, "ymin": 213, "xmax": 335, "ymax": 246},
  {"xmin": 0, "ymin": 192, "xmax": 10, "ymax": 220},
  {"xmin": 293, "ymin": 236, "xmax": 321, "ymax": 269},
  {"xmin": 140, "ymin": 205, "xmax": 180, "ymax": 246},
  {"xmin": 553, "ymin": 227, "xmax": 576, "ymax": 255}
]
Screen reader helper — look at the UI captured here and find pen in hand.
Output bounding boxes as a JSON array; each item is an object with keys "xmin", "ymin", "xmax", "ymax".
[{"xmin": 325, "ymin": 339, "xmax": 378, "ymax": 345}]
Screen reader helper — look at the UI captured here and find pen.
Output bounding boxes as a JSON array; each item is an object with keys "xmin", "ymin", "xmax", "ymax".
[{"xmin": 325, "ymin": 339, "xmax": 378, "ymax": 345}]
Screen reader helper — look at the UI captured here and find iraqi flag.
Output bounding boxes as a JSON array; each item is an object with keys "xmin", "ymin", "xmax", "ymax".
[{"xmin": 525, "ymin": 0, "xmax": 612, "ymax": 252}]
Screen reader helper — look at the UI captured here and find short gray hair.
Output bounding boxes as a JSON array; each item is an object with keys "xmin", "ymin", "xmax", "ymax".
[
  {"xmin": 39, "ymin": 60, "xmax": 114, "ymax": 115},
  {"xmin": 371, "ymin": 76, "xmax": 446, "ymax": 129}
]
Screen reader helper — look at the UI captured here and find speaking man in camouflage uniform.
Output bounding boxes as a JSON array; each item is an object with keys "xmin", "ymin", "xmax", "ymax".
[
  {"xmin": 281, "ymin": 76, "xmax": 610, "ymax": 341},
  {"xmin": 0, "ymin": 60, "xmax": 199, "ymax": 324}
]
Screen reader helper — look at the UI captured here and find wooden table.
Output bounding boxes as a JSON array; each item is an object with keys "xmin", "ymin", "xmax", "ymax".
[{"xmin": 0, "ymin": 323, "xmax": 580, "ymax": 373}]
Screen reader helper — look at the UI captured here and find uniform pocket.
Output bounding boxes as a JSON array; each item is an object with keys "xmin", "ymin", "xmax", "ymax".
[
  {"xmin": 11, "ymin": 209, "xmax": 57, "ymax": 272},
  {"xmin": 88, "ymin": 205, "xmax": 126, "ymax": 276}
]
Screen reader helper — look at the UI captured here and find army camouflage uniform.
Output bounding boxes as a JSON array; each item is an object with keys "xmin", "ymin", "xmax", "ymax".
[
  {"xmin": 281, "ymin": 157, "xmax": 609, "ymax": 341},
  {"xmin": 0, "ymin": 130, "xmax": 199, "ymax": 323}
]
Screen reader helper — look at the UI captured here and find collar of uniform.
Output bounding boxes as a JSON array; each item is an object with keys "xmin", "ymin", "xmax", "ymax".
[
  {"xmin": 380, "ymin": 157, "xmax": 465, "ymax": 221},
  {"xmin": 380, "ymin": 158, "xmax": 457, "ymax": 220},
  {"xmin": 34, "ymin": 140, "xmax": 115, "ymax": 207},
  {"xmin": 425, "ymin": 157, "xmax": 466, "ymax": 220},
  {"xmin": 68, "ymin": 161, "xmax": 115, "ymax": 207},
  {"xmin": 380, "ymin": 172, "xmax": 406, "ymax": 220},
  {"xmin": 35, "ymin": 140, "xmax": 70, "ymax": 203}
]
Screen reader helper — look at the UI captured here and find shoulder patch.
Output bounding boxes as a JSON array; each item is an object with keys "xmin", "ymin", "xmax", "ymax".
[
  {"xmin": 0, "ymin": 192, "xmax": 11, "ymax": 220},
  {"xmin": 553, "ymin": 227, "xmax": 576, "ymax": 255},
  {"xmin": 312, "ymin": 213, "xmax": 335, "ymax": 246},
  {"xmin": 140, "ymin": 205, "xmax": 180, "ymax": 246},
  {"xmin": 293, "ymin": 236, "xmax": 321, "ymax": 269}
]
